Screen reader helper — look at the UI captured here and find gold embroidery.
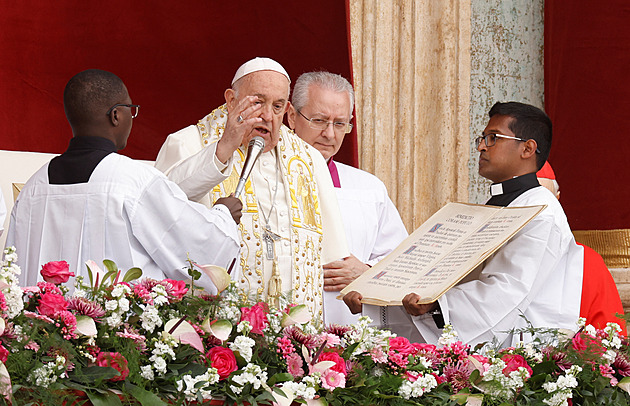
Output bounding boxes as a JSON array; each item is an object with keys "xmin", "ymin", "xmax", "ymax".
[{"xmin": 196, "ymin": 105, "xmax": 326, "ymax": 320}]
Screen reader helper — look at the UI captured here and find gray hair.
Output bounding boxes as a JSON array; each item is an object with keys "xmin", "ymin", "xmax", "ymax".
[{"xmin": 291, "ymin": 71, "xmax": 354, "ymax": 117}]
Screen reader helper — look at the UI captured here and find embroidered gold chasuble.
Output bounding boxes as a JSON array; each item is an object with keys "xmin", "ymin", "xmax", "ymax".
[{"xmin": 195, "ymin": 105, "xmax": 339, "ymax": 319}]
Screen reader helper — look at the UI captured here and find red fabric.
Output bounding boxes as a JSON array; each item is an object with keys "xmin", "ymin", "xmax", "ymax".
[
  {"xmin": 0, "ymin": 2, "xmax": 357, "ymax": 167},
  {"xmin": 578, "ymin": 243, "xmax": 626, "ymax": 335},
  {"xmin": 545, "ymin": 2, "xmax": 630, "ymax": 230},
  {"xmin": 536, "ymin": 161, "xmax": 556, "ymax": 180}
]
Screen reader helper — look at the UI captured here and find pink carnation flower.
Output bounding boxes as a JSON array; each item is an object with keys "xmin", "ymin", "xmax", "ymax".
[
  {"xmin": 370, "ymin": 347, "xmax": 388, "ymax": 364},
  {"xmin": 23, "ymin": 310, "xmax": 54, "ymax": 324},
  {"xmin": 133, "ymin": 285, "xmax": 153, "ymax": 305}
]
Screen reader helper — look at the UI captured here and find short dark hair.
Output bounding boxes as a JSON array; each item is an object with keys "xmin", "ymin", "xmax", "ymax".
[
  {"xmin": 63, "ymin": 69, "xmax": 126, "ymax": 126},
  {"xmin": 488, "ymin": 102, "xmax": 552, "ymax": 170}
]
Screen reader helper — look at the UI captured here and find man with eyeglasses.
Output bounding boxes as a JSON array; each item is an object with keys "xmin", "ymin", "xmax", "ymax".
[
  {"xmin": 287, "ymin": 71, "xmax": 408, "ymax": 325},
  {"xmin": 6, "ymin": 69, "xmax": 242, "ymax": 290},
  {"xmin": 155, "ymin": 58, "xmax": 349, "ymax": 321},
  {"xmin": 346, "ymin": 101, "xmax": 584, "ymax": 346}
]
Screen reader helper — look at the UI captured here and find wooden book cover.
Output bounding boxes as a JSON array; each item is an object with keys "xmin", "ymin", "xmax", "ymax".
[{"xmin": 339, "ymin": 202, "xmax": 546, "ymax": 306}]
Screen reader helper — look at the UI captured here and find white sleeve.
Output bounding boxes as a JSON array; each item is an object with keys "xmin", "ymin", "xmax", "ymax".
[
  {"xmin": 129, "ymin": 175, "xmax": 240, "ymax": 293},
  {"xmin": 366, "ymin": 188, "xmax": 408, "ymax": 266},
  {"xmin": 155, "ymin": 126, "xmax": 232, "ymax": 203},
  {"xmin": 412, "ymin": 216, "xmax": 565, "ymax": 346}
]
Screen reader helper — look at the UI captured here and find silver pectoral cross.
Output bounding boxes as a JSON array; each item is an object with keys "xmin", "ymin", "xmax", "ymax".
[{"xmin": 262, "ymin": 227, "xmax": 282, "ymax": 260}]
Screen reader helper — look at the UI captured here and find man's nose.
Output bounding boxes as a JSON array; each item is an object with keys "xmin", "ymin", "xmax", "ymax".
[
  {"xmin": 322, "ymin": 123, "xmax": 336, "ymax": 139},
  {"xmin": 260, "ymin": 104, "xmax": 273, "ymax": 121},
  {"xmin": 477, "ymin": 138, "xmax": 487, "ymax": 152}
]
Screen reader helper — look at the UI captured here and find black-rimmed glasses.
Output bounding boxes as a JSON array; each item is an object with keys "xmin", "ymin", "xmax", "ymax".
[
  {"xmin": 298, "ymin": 110, "xmax": 353, "ymax": 134},
  {"xmin": 106, "ymin": 104, "xmax": 140, "ymax": 119},
  {"xmin": 475, "ymin": 133, "xmax": 540, "ymax": 153}
]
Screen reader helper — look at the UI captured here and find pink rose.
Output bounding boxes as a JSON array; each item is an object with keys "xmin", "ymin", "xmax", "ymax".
[
  {"xmin": 240, "ymin": 302, "xmax": 269, "ymax": 335},
  {"xmin": 471, "ymin": 354, "xmax": 489, "ymax": 365},
  {"xmin": 163, "ymin": 279, "xmax": 188, "ymax": 300},
  {"xmin": 206, "ymin": 346, "xmax": 237, "ymax": 380},
  {"xmin": 572, "ymin": 332, "xmax": 605, "ymax": 356},
  {"xmin": 389, "ymin": 336, "xmax": 417, "ymax": 357},
  {"xmin": 0, "ymin": 345, "xmax": 8, "ymax": 363},
  {"xmin": 501, "ymin": 353, "xmax": 532, "ymax": 377},
  {"xmin": 40, "ymin": 261, "xmax": 74, "ymax": 284},
  {"xmin": 37, "ymin": 292, "xmax": 68, "ymax": 317},
  {"xmin": 318, "ymin": 351, "xmax": 347, "ymax": 375},
  {"xmin": 413, "ymin": 342, "xmax": 437, "ymax": 354},
  {"xmin": 96, "ymin": 352, "xmax": 129, "ymax": 381}
]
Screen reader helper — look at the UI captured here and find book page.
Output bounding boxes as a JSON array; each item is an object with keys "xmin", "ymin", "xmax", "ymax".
[{"xmin": 339, "ymin": 202, "xmax": 545, "ymax": 306}]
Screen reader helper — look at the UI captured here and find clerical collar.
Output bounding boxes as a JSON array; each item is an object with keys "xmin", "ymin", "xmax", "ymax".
[
  {"xmin": 48, "ymin": 136, "xmax": 118, "ymax": 185},
  {"xmin": 485, "ymin": 173, "xmax": 540, "ymax": 207},
  {"xmin": 327, "ymin": 159, "xmax": 341, "ymax": 188}
]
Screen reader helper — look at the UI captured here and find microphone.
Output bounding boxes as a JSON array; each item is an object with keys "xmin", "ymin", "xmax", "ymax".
[{"xmin": 234, "ymin": 136, "xmax": 265, "ymax": 198}]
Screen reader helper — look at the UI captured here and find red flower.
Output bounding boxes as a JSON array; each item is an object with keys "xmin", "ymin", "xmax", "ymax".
[
  {"xmin": 389, "ymin": 336, "xmax": 417, "ymax": 357},
  {"xmin": 0, "ymin": 345, "xmax": 8, "ymax": 363},
  {"xmin": 318, "ymin": 351, "xmax": 347, "ymax": 375},
  {"xmin": 501, "ymin": 353, "xmax": 532, "ymax": 377},
  {"xmin": 37, "ymin": 292, "xmax": 68, "ymax": 317},
  {"xmin": 413, "ymin": 342, "xmax": 437, "ymax": 354},
  {"xmin": 96, "ymin": 352, "xmax": 129, "ymax": 381},
  {"xmin": 40, "ymin": 261, "xmax": 74, "ymax": 284},
  {"xmin": 572, "ymin": 332, "xmax": 605, "ymax": 356},
  {"xmin": 240, "ymin": 302, "xmax": 269, "ymax": 335},
  {"xmin": 163, "ymin": 279, "xmax": 188, "ymax": 300},
  {"xmin": 206, "ymin": 346, "xmax": 237, "ymax": 380}
]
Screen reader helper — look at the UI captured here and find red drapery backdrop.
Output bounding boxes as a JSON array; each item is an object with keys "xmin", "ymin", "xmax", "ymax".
[
  {"xmin": 545, "ymin": 1, "xmax": 630, "ymax": 230},
  {"xmin": 0, "ymin": 1, "xmax": 357, "ymax": 167}
]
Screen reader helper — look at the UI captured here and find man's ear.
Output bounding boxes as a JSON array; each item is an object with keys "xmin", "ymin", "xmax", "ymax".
[
  {"xmin": 224, "ymin": 88, "xmax": 236, "ymax": 112},
  {"xmin": 287, "ymin": 103, "xmax": 297, "ymax": 130},
  {"xmin": 521, "ymin": 139, "xmax": 538, "ymax": 159},
  {"xmin": 109, "ymin": 108, "xmax": 120, "ymax": 127}
]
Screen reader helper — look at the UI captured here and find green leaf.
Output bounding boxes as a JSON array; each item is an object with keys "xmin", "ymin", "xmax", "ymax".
[
  {"xmin": 85, "ymin": 390, "xmax": 123, "ymax": 406},
  {"xmin": 102, "ymin": 259, "xmax": 119, "ymax": 275},
  {"xmin": 125, "ymin": 382, "xmax": 168, "ymax": 406},
  {"xmin": 122, "ymin": 267, "xmax": 143, "ymax": 283},
  {"xmin": 86, "ymin": 262, "xmax": 94, "ymax": 289},
  {"xmin": 267, "ymin": 372, "xmax": 294, "ymax": 386},
  {"xmin": 68, "ymin": 366, "xmax": 120, "ymax": 384}
]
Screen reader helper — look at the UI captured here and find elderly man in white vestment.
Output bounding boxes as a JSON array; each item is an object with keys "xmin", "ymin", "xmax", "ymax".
[
  {"xmin": 286, "ymin": 71, "xmax": 408, "ymax": 325},
  {"xmin": 154, "ymin": 58, "xmax": 349, "ymax": 320},
  {"xmin": 345, "ymin": 101, "xmax": 583, "ymax": 347},
  {"xmin": 6, "ymin": 69, "xmax": 242, "ymax": 290}
]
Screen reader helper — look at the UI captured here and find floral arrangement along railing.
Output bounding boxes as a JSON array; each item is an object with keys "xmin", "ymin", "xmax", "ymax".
[{"xmin": 0, "ymin": 247, "xmax": 630, "ymax": 406}]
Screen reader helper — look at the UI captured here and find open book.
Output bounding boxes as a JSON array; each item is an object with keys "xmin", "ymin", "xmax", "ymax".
[{"xmin": 339, "ymin": 202, "xmax": 546, "ymax": 306}]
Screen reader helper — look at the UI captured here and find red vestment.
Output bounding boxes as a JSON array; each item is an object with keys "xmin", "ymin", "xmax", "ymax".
[{"xmin": 579, "ymin": 243, "xmax": 627, "ymax": 335}]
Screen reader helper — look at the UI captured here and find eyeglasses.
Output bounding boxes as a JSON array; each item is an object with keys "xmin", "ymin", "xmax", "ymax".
[
  {"xmin": 475, "ymin": 133, "xmax": 540, "ymax": 153},
  {"xmin": 106, "ymin": 104, "xmax": 140, "ymax": 119},
  {"xmin": 298, "ymin": 110, "xmax": 353, "ymax": 134}
]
